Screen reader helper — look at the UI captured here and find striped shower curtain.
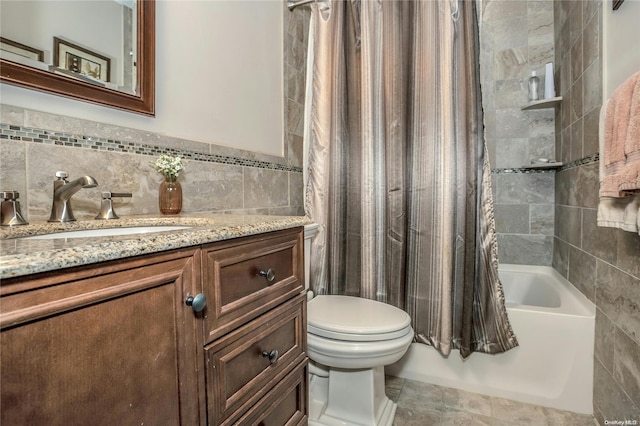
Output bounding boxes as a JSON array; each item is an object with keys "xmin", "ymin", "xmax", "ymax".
[{"xmin": 304, "ymin": 0, "xmax": 517, "ymax": 358}]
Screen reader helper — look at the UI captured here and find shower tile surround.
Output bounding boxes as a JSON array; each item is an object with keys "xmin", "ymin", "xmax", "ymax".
[
  {"xmin": 480, "ymin": 0, "xmax": 557, "ymax": 266},
  {"xmin": 483, "ymin": 1, "xmax": 639, "ymax": 423},
  {"xmin": 552, "ymin": 1, "xmax": 640, "ymax": 424},
  {"xmin": 0, "ymin": 5, "xmax": 311, "ymax": 223}
]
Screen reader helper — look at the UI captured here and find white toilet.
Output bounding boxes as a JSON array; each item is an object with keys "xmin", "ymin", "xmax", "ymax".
[{"xmin": 304, "ymin": 224, "xmax": 414, "ymax": 426}]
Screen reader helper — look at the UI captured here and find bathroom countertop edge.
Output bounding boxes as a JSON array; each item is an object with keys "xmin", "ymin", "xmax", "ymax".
[{"xmin": 0, "ymin": 214, "xmax": 312, "ymax": 280}]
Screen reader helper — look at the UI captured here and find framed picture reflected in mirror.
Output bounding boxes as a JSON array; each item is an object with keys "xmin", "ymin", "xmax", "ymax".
[
  {"xmin": 0, "ymin": 37, "xmax": 44, "ymax": 62},
  {"xmin": 53, "ymin": 37, "xmax": 110, "ymax": 83}
]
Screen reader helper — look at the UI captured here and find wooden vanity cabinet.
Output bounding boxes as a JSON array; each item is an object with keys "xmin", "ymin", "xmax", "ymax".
[
  {"xmin": 200, "ymin": 228, "xmax": 308, "ymax": 425},
  {"xmin": 0, "ymin": 226, "xmax": 308, "ymax": 425},
  {"xmin": 0, "ymin": 248, "xmax": 203, "ymax": 426}
]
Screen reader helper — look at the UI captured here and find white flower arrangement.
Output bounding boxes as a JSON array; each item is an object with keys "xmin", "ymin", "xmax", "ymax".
[{"xmin": 150, "ymin": 154, "xmax": 187, "ymax": 180}]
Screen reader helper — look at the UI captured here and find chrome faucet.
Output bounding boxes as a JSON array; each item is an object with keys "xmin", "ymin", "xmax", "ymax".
[{"xmin": 48, "ymin": 171, "xmax": 98, "ymax": 222}]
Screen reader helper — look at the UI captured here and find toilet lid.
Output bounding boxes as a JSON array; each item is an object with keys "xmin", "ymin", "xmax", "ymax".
[{"xmin": 308, "ymin": 295, "xmax": 413, "ymax": 342}]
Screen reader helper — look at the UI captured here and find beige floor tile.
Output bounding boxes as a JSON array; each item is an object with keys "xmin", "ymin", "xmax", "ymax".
[
  {"xmin": 389, "ymin": 378, "xmax": 597, "ymax": 426},
  {"xmin": 492, "ymin": 418, "xmax": 549, "ymax": 426},
  {"xmin": 396, "ymin": 379, "xmax": 446, "ymax": 415},
  {"xmin": 442, "ymin": 386, "xmax": 493, "ymax": 417},
  {"xmin": 437, "ymin": 409, "xmax": 493, "ymax": 425},
  {"xmin": 385, "ymin": 375, "xmax": 406, "ymax": 402},
  {"xmin": 393, "ymin": 407, "xmax": 440, "ymax": 426},
  {"xmin": 491, "ymin": 396, "xmax": 549, "ymax": 422},
  {"xmin": 541, "ymin": 406, "xmax": 601, "ymax": 426}
]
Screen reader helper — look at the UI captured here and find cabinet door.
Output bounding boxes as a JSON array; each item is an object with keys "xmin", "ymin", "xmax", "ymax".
[{"xmin": 0, "ymin": 249, "xmax": 202, "ymax": 426}]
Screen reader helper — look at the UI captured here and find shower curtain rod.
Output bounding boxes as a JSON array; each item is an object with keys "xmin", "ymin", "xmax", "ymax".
[{"xmin": 287, "ymin": 0, "xmax": 315, "ymax": 11}]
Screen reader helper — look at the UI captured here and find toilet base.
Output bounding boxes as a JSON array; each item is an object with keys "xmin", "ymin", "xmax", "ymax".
[{"xmin": 308, "ymin": 365, "xmax": 397, "ymax": 426}]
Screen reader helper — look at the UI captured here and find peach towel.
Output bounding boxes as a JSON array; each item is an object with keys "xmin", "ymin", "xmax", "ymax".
[{"xmin": 600, "ymin": 71, "xmax": 640, "ymax": 197}]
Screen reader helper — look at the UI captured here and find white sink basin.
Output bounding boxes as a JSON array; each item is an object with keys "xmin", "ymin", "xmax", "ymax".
[{"xmin": 22, "ymin": 226, "xmax": 191, "ymax": 240}]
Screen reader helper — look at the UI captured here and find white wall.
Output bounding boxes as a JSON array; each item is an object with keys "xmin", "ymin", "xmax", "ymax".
[
  {"xmin": 602, "ymin": 0, "xmax": 640, "ymax": 98},
  {"xmin": 0, "ymin": 0, "xmax": 285, "ymax": 157}
]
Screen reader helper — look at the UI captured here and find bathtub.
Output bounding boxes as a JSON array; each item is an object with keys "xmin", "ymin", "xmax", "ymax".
[{"xmin": 386, "ymin": 264, "xmax": 596, "ymax": 414}]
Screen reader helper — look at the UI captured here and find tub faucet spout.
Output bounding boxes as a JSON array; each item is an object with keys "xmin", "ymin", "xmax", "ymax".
[{"xmin": 48, "ymin": 171, "xmax": 98, "ymax": 222}]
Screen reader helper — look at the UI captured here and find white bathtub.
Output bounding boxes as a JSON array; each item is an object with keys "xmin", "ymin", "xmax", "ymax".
[{"xmin": 386, "ymin": 264, "xmax": 596, "ymax": 414}]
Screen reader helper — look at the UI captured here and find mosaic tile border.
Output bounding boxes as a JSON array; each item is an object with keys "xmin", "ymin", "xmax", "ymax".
[
  {"xmin": 558, "ymin": 153, "xmax": 599, "ymax": 171},
  {"xmin": 492, "ymin": 153, "xmax": 599, "ymax": 174},
  {"xmin": 0, "ymin": 123, "xmax": 303, "ymax": 173},
  {"xmin": 2, "ymin": 122, "xmax": 598, "ymax": 176},
  {"xmin": 491, "ymin": 167, "xmax": 554, "ymax": 174}
]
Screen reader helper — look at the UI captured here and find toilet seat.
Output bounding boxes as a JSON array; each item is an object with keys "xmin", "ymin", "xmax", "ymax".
[{"xmin": 308, "ymin": 295, "xmax": 412, "ymax": 342}]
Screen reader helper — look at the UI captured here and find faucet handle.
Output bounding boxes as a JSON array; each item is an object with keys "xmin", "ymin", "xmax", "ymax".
[
  {"xmin": 1, "ymin": 190, "xmax": 28, "ymax": 226},
  {"xmin": 1, "ymin": 191, "xmax": 20, "ymax": 201},
  {"xmin": 96, "ymin": 192, "xmax": 132, "ymax": 220},
  {"xmin": 102, "ymin": 192, "xmax": 132, "ymax": 199},
  {"xmin": 55, "ymin": 171, "xmax": 69, "ymax": 179}
]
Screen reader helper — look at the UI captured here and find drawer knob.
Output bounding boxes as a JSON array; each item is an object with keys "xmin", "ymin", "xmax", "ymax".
[
  {"xmin": 185, "ymin": 293, "xmax": 207, "ymax": 313},
  {"xmin": 262, "ymin": 349, "xmax": 279, "ymax": 364},
  {"xmin": 259, "ymin": 269, "xmax": 276, "ymax": 282}
]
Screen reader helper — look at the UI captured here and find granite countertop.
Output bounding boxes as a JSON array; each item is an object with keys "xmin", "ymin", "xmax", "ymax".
[{"xmin": 0, "ymin": 214, "xmax": 312, "ymax": 279}]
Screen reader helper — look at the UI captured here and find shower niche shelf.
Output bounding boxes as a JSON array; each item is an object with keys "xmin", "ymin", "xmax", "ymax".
[
  {"xmin": 521, "ymin": 96, "xmax": 563, "ymax": 110},
  {"xmin": 520, "ymin": 161, "xmax": 563, "ymax": 170}
]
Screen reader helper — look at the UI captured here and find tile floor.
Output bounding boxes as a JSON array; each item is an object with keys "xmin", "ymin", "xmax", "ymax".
[{"xmin": 386, "ymin": 376, "xmax": 599, "ymax": 425}]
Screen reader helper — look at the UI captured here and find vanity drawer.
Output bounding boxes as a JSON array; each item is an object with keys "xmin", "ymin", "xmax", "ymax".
[
  {"xmin": 231, "ymin": 362, "xmax": 308, "ymax": 426},
  {"xmin": 205, "ymin": 293, "xmax": 307, "ymax": 425},
  {"xmin": 201, "ymin": 227, "xmax": 304, "ymax": 342}
]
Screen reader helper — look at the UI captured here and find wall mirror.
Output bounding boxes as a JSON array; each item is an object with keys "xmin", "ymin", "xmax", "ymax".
[{"xmin": 0, "ymin": 0, "xmax": 155, "ymax": 116}]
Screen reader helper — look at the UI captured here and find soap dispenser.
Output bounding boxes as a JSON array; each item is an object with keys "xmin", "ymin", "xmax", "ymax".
[{"xmin": 528, "ymin": 71, "xmax": 540, "ymax": 102}]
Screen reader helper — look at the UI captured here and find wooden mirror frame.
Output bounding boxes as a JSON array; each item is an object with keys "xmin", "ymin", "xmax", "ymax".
[{"xmin": 0, "ymin": 0, "xmax": 155, "ymax": 116}]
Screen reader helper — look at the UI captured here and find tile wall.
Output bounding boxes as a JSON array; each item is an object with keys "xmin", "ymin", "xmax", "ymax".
[
  {"xmin": 479, "ymin": 0, "xmax": 556, "ymax": 265},
  {"xmin": 285, "ymin": 4, "xmax": 311, "ymax": 170},
  {"xmin": 553, "ymin": 1, "xmax": 640, "ymax": 424},
  {"xmin": 0, "ymin": 5, "xmax": 311, "ymax": 223},
  {"xmin": 482, "ymin": 1, "xmax": 639, "ymax": 421}
]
